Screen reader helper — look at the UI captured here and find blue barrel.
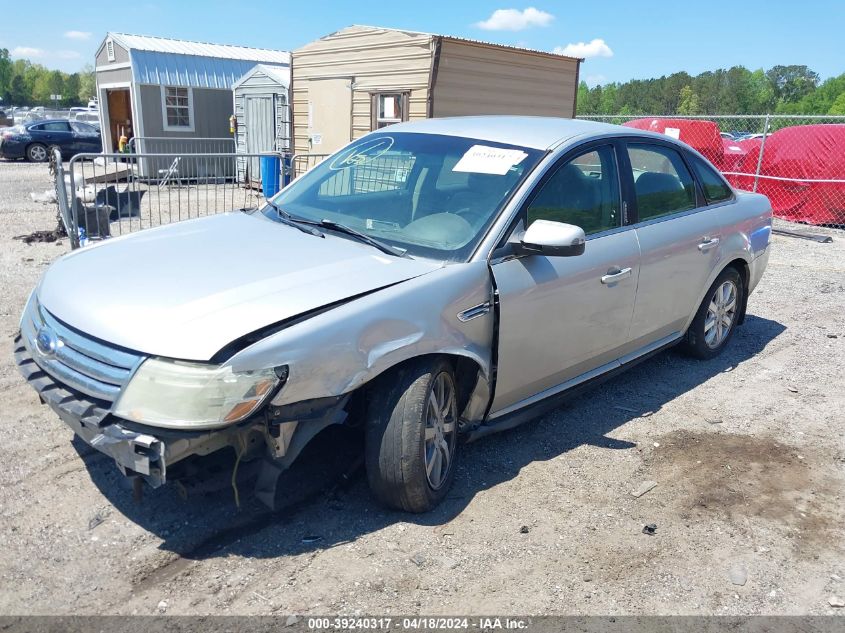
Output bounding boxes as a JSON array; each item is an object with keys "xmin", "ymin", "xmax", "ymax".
[{"xmin": 260, "ymin": 155, "xmax": 281, "ymax": 197}]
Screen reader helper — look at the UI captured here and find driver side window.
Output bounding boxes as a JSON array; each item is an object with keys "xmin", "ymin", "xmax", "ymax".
[{"xmin": 526, "ymin": 145, "xmax": 621, "ymax": 235}]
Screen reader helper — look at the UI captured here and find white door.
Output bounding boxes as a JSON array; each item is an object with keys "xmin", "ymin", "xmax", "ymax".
[
  {"xmin": 245, "ymin": 95, "xmax": 274, "ymax": 183},
  {"xmin": 490, "ymin": 143, "xmax": 640, "ymax": 414}
]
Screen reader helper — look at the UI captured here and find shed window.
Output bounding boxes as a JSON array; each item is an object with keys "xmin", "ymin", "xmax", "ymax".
[
  {"xmin": 162, "ymin": 86, "xmax": 193, "ymax": 130},
  {"xmin": 371, "ymin": 92, "xmax": 408, "ymax": 130},
  {"xmin": 106, "ymin": 39, "xmax": 115, "ymax": 62}
]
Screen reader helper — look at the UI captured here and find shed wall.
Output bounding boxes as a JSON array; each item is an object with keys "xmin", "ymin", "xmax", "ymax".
[
  {"xmin": 291, "ymin": 26, "xmax": 433, "ymax": 154},
  {"xmin": 96, "ymin": 39, "xmax": 130, "ymax": 66},
  {"xmin": 138, "ymin": 84, "xmax": 233, "ymax": 138},
  {"xmin": 432, "ymin": 39, "xmax": 579, "ymax": 118},
  {"xmin": 95, "ymin": 67, "xmax": 133, "ymax": 86}
]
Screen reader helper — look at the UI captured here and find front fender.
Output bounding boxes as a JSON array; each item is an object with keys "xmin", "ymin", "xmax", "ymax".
[{"xmin": 226, "ymin": 261, "xmax": 495, "ymax": 407}]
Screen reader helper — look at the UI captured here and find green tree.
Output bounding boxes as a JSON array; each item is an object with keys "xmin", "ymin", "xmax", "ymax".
[
  {"xmin": 677, "ymin": 85, "xmax": 702, "ymax": 114},
  {"xmin": 9, "ymin": 74, "xmax": 26, "ymax": 104},
  {"xmin": 77, "ymin": 64, "xmax": 95, "ymax": 103},
  {"xmin": 829, "ymin": 92, "xmax": 845, "ymax": 115},
  {"xmin": 766, "ymin": 65, "xmax": 819, "ymax": 105},
  {"xmin": 0, "ymin": 48, "xmax": 12, "ymax": 102}
]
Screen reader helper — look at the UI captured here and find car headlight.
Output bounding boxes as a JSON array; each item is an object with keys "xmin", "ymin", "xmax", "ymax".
[{"xmin": 113, "ymin": 358, "xmax": 286, "ymax": 430}]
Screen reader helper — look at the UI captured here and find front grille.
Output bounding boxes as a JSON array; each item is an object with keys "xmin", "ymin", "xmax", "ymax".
[{"xmin": 19, "ymin": 296, "xmax": 144, "ymax": 405}]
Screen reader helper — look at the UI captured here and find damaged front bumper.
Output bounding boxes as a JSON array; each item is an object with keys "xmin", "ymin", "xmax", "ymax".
[
  {"xmin": 13, "ymin": 333, "xmax": 263, "ymax": 488},
  {"xmin": 14, "ymin": 332, "xmax": 348, "ymax": 506}
]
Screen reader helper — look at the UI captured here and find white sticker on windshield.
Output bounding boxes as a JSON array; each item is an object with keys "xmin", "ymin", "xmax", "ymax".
[
  {"xmin": 452, "ymin": 145, "xmax": 528, "ymax": 175},
  {"xmin": 664, "ymin": 127, "xmax": 681, "ymax": 140}
]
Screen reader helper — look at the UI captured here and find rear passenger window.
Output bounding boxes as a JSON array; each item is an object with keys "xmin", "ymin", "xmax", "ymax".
[
  {"xmin": 690, "ymin": 156, "xmax": 732, "ymax": 203},
  {"xmin": 40, "ymin": 121, "xmax": 72, "ymax": 132},
  {"xmin": 526, "ymin": 145, "xmax": 620, "ymax": 235},
  {"xmin": 628, "ymin": 144, "xmax": 696, "ymax": 221}
]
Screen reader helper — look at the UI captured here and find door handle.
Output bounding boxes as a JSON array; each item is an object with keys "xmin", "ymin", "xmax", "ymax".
[
  {"xmin": 601, "ymin": 267, "xmax": 632, "ymax": 284},
  {"xmin": 698, "ymin": 237, "xmax": 720, "ymax": 251}
]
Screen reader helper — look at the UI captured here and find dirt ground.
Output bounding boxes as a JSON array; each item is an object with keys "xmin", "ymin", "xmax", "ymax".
[{"xmin": 0, "ymin": 160, "xmax": 843, "ymax": 617}]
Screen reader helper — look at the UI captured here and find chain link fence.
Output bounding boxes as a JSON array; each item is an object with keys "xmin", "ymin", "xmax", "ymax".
[{"xmin": 578, "ymin": 114, "xmax": 845, "ymax": 229}]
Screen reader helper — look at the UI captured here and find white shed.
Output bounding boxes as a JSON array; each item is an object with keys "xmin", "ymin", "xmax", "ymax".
[{"xmin": 233, "ymin": 64, "xmax": 291, "ymax": 184}]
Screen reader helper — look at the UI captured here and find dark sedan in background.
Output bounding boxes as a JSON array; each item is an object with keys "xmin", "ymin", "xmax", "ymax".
[{"xmin": 0, "ymin": 119, "xmax": 102, "ymax": 162}]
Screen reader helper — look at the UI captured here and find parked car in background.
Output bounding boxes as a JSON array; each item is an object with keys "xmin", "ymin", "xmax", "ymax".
[
  {"xmin": 14, "ymin": 117, "xmax": 772, "ymax": 512},
  {"xmin": 71, "ymin": 111, "xmax": 100, "ymax": 125},
  {"xmin": 0, "ymin": 110, "xmax": 13, "ymax": 127},
  {"xmin": 0, "ymin": 119, "xmax": 102, "ymax": 161}
]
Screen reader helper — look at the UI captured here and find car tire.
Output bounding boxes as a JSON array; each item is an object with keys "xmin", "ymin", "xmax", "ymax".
[
  {"xmin": 683, "ymin": 267, "xmax": 743, "ymax": 360},
  {"xmin": 365, "ymin": 357, "xmax": 459, "ymax": 513},
  {"xmin": 26, "ymin": 143, "xmax": 48, "ymax": 162}
]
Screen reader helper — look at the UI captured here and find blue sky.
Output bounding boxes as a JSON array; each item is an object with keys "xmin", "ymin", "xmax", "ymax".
[{"xmin": 3, "ymin": 1, "xmax": 843, "ymax": 85}]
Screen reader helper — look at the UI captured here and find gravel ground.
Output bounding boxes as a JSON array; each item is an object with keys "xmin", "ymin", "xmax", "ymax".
[{"xmin": 0, "ymin": 160, "xmax": 843, "ymax": 617}]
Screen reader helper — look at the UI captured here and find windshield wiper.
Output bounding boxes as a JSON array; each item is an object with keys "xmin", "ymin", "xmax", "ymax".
[
  {"xmin": 265, "ymin": 200, "xmax": 325, "ymax": 238},
  {"xmin": 311, "ymin": 219, "xmax": 409, "ymax": 258}
]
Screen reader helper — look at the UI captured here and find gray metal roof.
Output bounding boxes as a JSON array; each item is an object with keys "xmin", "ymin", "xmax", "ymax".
[
  {"xmin": 385, "ymin": 116, "xmax": 636, "ymax": 150},
  {"xmin": 102, "ymin": 33, "xmax": 290, "ymax": 90},
  {"xmin": 109, "ymin": 33, "xmax": 290, "ymax": 64},
  {"xmin": 232, "ymin": 64, "xmax": 291, "ymax": 90}
]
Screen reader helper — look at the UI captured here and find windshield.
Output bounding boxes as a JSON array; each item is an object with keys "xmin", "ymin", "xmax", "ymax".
[{"xmin": 264, "ymin": 132, "xmax": 543, "ymax": 261}]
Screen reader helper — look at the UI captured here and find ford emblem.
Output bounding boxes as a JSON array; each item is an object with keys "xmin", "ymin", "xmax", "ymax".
[{"xmin": 35, "ymin": 327, "xmax": 58, "ymax": 358}]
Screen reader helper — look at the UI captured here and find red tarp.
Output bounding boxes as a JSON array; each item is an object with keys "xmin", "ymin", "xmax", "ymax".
[
  {"xmin": 622, "ymin": 118, "xmax": 725, "ymax": 168},
  {"xmin": 725, "ymin": 125, "xmax": 845, "ymax": 225}
]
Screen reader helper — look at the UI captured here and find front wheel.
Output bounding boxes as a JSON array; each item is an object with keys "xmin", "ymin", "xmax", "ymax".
[
  {"xmin": 365, "ymin": 358, "xmax": 459, "ymax": 512},
  {"xmin": 683, "ymin": 267, "xmax": 743, "ymax": 359}
]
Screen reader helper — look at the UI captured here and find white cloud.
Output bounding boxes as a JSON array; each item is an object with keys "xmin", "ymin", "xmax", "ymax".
[
  {"xmin": 553, "ymin": 38, "xmax": 614, "ymax": 59},
  {"xmin": 584, "ymin": 74, "xmax": 608, "ymax": 87},
  {"xmin": 64, "ymin": 30, "xmax": 92, "ymax": 40},
  {"xmin": 475, "ymin": 7, "xmax": 554, "ymax": 31},
  {"xmin": 12, "ymin": 46, "xmax": 46, "ymax": 58}
]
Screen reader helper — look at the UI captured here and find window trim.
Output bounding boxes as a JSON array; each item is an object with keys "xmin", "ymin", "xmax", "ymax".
[
  {"xmin": 160, "ymin": 85, "xmax": 194, "ymax": 132},
  {"xmin": 370, "ymin": 91, "xmax": 410, "ymax": 131},
  {"xmin": 689, "ymin": 154, "xmax": 736, "ymax": 206},
  {"xmin": 622, "ymin": 139, "xmax": 702, "ymax": 225},
  {"xmin": 106, "ymin": 38, "xmax": 115, "ymax": 62},
  {"xmin": 493, "ymin": 139, "xmax": 628, "ymax": 257}
]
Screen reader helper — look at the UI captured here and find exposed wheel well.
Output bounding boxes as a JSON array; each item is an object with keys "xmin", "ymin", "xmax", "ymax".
[
  {"xmin": 725, "ymin": 258, "xmax": 750, "ymax": 324},
  {"xmin": 356, "ymin": 353, "xmax": 484, "ymax": 426}
]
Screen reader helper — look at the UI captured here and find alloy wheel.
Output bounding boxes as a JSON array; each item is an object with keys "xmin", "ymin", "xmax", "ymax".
[
  {"xmin": 423, "ymin": 371, "xmax": 457, "ymax": 490},
  {"xmin": 704, "ymin": 280, "xmax": 738, "ymax": 348}
]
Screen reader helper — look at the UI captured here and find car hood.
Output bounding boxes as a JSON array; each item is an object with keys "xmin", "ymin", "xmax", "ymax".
[{"xmin": 37, "ymin": 212, "xmax": 440, "ymax": 361}]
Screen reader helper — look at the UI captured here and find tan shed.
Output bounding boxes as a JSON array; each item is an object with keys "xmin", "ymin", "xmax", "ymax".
[{"xmin": 292, "ymin": 25, "xmax": 582, "ymax": 155}]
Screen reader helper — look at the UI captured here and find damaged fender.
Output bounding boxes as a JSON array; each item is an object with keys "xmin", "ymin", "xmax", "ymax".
[{"xmin": 227, "ymin": 260, "xmax": 496, "ymax": 423}]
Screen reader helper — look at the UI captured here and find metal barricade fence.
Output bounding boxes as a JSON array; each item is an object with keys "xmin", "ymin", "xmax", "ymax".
[
  {"xmin": 60, "ymin": 151, "xmax": 284, "ymax": 249},
  {"xmin": 291, "ymin": 153, "xmax": 329, "ymax": 179},
  {"xmin": 127, "ymin": 137, "xmax": 236, "ymax": 154},
  {"xmin": 578, "ymin": 114, "xmax": 845, "ymax": 229}
]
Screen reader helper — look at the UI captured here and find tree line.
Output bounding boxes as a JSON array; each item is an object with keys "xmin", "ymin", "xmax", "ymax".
[
  {"xmin": 576, "ymin": 65, "xmax": 845, "ymax": 116},
  {"xmin": 0, "ymin": 49, "xmax": 96, "ymax": 108}
]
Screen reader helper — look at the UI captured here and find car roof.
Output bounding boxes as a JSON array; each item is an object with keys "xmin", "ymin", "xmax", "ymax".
[
  {"xmin": 383, "ymin": 116, "xmax": 655, "ymax": 150},
  {"xmin": 26, "ymin": 119, "xmax": 73, "ymax": 126}
]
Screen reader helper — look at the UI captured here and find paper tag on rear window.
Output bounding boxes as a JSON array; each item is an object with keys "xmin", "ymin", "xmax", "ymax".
[
  {"xmin": 664, "ymin": 127, "xmax": 681, "ymax": 140},
  {"xmin": 452, "ymin": 145, "xmax": 528, "ymax": 175}
]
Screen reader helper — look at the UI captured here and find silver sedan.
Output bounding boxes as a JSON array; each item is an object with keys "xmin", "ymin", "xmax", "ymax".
[{"xmin": 15, "ymin": 117, "xmax": 772, "ymax": 512}]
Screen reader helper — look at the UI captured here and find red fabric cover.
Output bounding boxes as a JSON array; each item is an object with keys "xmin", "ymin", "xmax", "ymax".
[
  {"xmin": 623, "ymin": 118, "xmax": 725, "ymax": 167},
  {"xmin": 726, "ymin": 125, "xmax": 845, "ymax": 225}
]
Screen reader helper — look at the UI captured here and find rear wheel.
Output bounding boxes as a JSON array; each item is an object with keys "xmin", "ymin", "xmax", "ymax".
[
  {"xmin": 365, "ymin": 358, "xmax": 459, "ymax": 512},
  {"xmin": 683, "ymin": 267, "xmax": 743, "ymax": 359},
  {"xmin": 26, "ymin": 143, "xmax": 48, "ymax": 162}
]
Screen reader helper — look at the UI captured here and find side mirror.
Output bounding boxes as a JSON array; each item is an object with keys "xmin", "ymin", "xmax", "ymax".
[{"xmin": 516, "ymin": 220, "xmax": 586, "ymax": 257}]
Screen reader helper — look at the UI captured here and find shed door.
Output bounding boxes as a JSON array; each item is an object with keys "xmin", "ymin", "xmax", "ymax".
[
  {"xmin": 307, "ymin": 78, "xmax": 352, "ymax": 154},
  {"xmin": 245, "ymin": 95, "xmax": 275, "ymax": 183}
]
